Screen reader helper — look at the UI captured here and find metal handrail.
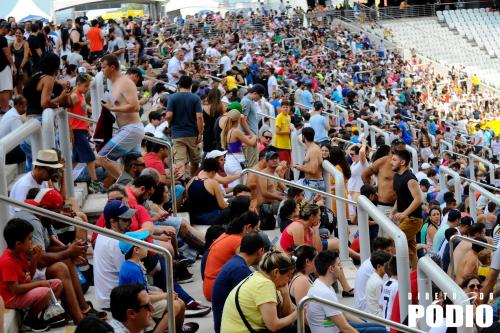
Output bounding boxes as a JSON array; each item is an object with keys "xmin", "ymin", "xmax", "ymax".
[
  {"xmin": 439, "ymin": 165, "xmax": 463, "ymax": 204},
  {"xmin": 370, "ymin": 125, "xmax": 391, "ymax": 148},
  {"xmin": 67, "ymin": 113, "xmax": 178, "ymax": 215},
  {"xmin": 468, "ymin": 182, "xmax": 500, "ymax": 221},
  {"xmin": 417, "ymin": 256, "xmax": 473, "ymax": 333},
  {"xmin": 322, "ymin": 160, "xmax": 349, "ymax": 262},
  {"xmin": 449, "ymin": 234, "xmax": 497, "ymax": 280},
  {"xmin": 357, "ymin": 195, "xmax": 411, "ymax": 321},
  {"xmin": 0, "ymin": 193, "xmax": 177, "ymax": 331},
  {"xmin": 405, "ymin": 144, "xmax": 419, "ymax": 172},
  {"xmin": 239, "ymin": 168, "xmax": 356, "ymax": 205},
  {"xmin": 331, "ymin": 137, "xmax": 376, "ymax": 151},
  {"xmin": 297, "ymin": 295, "xmax": 424, "ymax": 333}
]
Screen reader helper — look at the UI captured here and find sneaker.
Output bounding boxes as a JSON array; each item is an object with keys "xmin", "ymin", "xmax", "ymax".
[
  {"xmin": 21, "ymin": 317, "xmax": 49, "ymax": 332},
  {"xmin": 184, "ymin": 301, "xmax": 211, "ymax": 318},
  {"xmin": 180, "ymin": 322, "xmax": 200, "ymax": 333},
  {"xmin": 89, "ymin": 181, "xmax": 106, "ymax": 194},
  {"xmin": 174, "ymin": 261, "xmax": 194, "ymax": 284},
  {"xmin": 44, "ymin": 314, "xmax": 67, "ymax": 328}
]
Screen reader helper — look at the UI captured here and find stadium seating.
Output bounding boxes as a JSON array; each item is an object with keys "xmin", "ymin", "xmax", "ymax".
[{"xmin": 373, "ymin": 13, "xmax": 500, "ymax": 89}]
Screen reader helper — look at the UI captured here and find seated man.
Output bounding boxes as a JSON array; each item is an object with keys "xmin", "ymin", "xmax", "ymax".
[
  {"xmin": 14, "ymin": 188, "xmax": 106, "ymax": 324},
  {"xmin": 307, "ymin": 251, "xmax": 386, "ymax": 333},
  {"xmin": 115, "ymin": 152, "xmax": 145, "ymax": 186}
]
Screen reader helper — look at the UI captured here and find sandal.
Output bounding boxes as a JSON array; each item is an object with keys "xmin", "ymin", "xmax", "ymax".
[
  {"xmin": 83, "ymin": 301, "xmax": 108, "ymax": 320},
  {"xmin": 342, "ymin": 288, "xmax": 355, "ymax": 297}
]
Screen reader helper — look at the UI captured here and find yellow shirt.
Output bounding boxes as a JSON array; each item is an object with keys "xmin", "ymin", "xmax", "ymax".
[
  {"xmin": 274, "ymin": 112, "xmax": 291, "ymax": 149},
  {"xmin": 221, "ymin": 272, "xmax": 278, "ymax": 333},
  {"xmin": 226, "ymin": 75, "xmax": 238, "ymax": 90},
  {"xmin": 472, "ymin": 75, "xmax": 480, "ymax": 86}
]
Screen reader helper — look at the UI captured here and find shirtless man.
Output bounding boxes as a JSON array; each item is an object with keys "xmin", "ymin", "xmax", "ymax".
[
  {"xmin": 255, "ymin": 151, "xmax": 285, "ymax": 209},
  {"xmin": 99, "ymin": 54, "xmax": 145, "ymax": 179},
  {"xmin": 362, "ymin": 141, "xmax": 405, "ymax": 217},
  {"xmin": 455, "ymin": 236, "xmax": 488, "ymax": 285},
  {"xmin": 294, "ymin": 127, "xmax": 324, "ymax": 201}
]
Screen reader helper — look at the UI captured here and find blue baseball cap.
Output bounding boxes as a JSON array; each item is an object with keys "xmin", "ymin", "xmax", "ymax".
[
  {"xmin": 119, "ymin": 231, "xmax": 150, "ymax": 255},
  {"xmin": 103, "ymin": 200, "xmax": 136, "ymax": 222}
]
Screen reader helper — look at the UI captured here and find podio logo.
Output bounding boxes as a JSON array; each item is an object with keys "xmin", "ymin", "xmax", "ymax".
[{"xmin": 408, "ymin": 295, "xmax": 494, "ymax": 328}]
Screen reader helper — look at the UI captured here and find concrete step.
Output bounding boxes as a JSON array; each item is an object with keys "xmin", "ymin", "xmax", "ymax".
[
  {"xmin": 4, "ymin": 309, "xmax": 19, "ymax": 333},
  {"xmin": 82, "ymin": 193, "xmax": 108, "ymax": 222}
]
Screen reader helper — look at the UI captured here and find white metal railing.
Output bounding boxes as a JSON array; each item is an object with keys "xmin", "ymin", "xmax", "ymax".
[
  {"xmin": 357, "ymin": 195, "xmax": 411, "ymax": 321},
  {"xmin": 322, "ymin": 160, "xmax": 349, "ymax": 262},
  {"xmin": 370, "ymin": 125, "xmax": 391, "ymax": 148},
  {"xmin": 67, "ymin": 113, "xmax": 178, "ymax": 215},
  {"xmin": 0, "ymin": 194, "xmax": 176, "ymax": 333},
  {"xmin": 405, "ymin": 144, "xmax": 419, "ymax": 172},
  {"xmin": 468, "ymin": 182, "xmax": 500, "ymax": 221},
  {"xmin": 417, "ymin": 256, "xmax": 473, "ymax": 333},
  {"xmin": 439, "ymin": 165, "xmax": 463, "ymax": 204},
  {"xmin": 356, "ymin": 118, "xmax": 370, "ymax": 139},
  {"xmin": 297, "ymin": 295, "xmax": 424, "ymax": 333},
  {"xmin": 239, "ymin": 168, "xmax": 355, "ymax": 262},
  {"xmin": 0, "ymin": 119, "xmax": 43, "ymax": 250},
  {"xmin": 449, "ymin": 235, "xmax": 497, "ymax": 280},
  {"xmin": 440, "ymin": 140, "xmax": 453, "ymax": 153}
]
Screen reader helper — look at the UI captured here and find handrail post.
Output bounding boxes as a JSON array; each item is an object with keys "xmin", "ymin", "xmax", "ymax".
[
  {"xmin": 439, "ymin": 165, "xmax": 462, "ymax": 204},
  {"xmin": 418, "ymin": 256, "xmax": 473, "ymax": 333},
  {"xmin": 0, "ymin": 120, "xmax": 42, "ymax": 250},
  {"xmin": 57, "ymin": 111, "xmax": 76, "ymax": 198},
  {"xmin": 166, "ymin": 141, "xmax": 177, "ymax": 216},
  {"xmin": 370, "ymin": 125, "xmax": 391, "ymax": 148},
  {"xmin": 405, "ymin": 145, "xmax": 419, "ymax": 172},
  {"xmin": 322, "ymin": 161, "xmax": 349, "ymax": 262},
  {"xmin": 357, "ymin": 195, "xmax": 410, "ymax": 321},
  {"xmin": 356, "ymin": 119, "xmax": 369, "ymax": 139}
]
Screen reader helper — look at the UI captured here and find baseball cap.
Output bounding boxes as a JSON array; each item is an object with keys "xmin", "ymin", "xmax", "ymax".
[
  {"xmin": 228, "ymin": 101, "xmax": 243, "ymax": 113},
  {"xmin": 118, "ymin": 231, "xmax": 150, "ymax": 255},
  {"xmin": 103, "ymin": 200, "xmax": 136, "ymax": 222},
  {"xmin": 25, "ymin": 188, "xmax": 64, "ymax": 211},
  {"xmin": 248, "ymin": 84, "xmax": 266, "ymax": 96},
  {"xmin": 265, "ymin": 151, "xmax": 279, "ymax": 160},
  {"xmin": 421, "ymin": 163, "xmax": 431, "ymax": 170},
  {"xmin": 206, "ymin": 150, "xmax": 227, "ymax": 159}
]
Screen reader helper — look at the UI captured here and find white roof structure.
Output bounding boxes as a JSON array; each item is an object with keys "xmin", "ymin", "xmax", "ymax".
[{"xmin": 7, "ymin": 0, "xmax": 50, "ymax": 21}]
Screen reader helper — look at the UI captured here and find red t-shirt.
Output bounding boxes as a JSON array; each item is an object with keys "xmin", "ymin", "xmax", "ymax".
[
  {"xmin": 68, "ymin": 92, "xmax": 89, "ymax": 130},
  {"xmin": 87, "ymin": 27, "xmax": 103, "ymax": 52},
  {"xmin": 144, "ymin": 152, "xmax": 165, "ymax": 175},
  {"xmin": 0, "ymin": 250, "xmax": 31, "ymax": 302},
  {"xmin": 390, "ymin": 270, "xmax": 418, "ymax": 333}
]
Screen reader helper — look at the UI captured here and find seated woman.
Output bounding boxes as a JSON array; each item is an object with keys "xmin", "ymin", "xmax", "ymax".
[
  {"xmin": 221, "ymin": 251, "xmax": 297, "ymax": 333},
  {"xmin": 186, "ymin": 158, "xmax": 228, "ymax": 225},
  {"xmin": 289, "ymin": 245, "xmax": 317, "ymax": 306},
  {"xmin": 203, "ymin": 212, "xmax": 260, "ymax": 302},
  {"xmin": 280, "ymin": 203, "xmax": 356, "ymax": 296}
]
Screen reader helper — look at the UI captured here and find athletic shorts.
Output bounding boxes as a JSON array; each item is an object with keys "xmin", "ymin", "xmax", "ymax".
[
  {"xmin": 173, "ymin": 136, "xmax": 201, "ymax": 165},
  {"xmin": 0, "ymin": 66, "xmax": 13, "ymax": 92},
  {"xmin": 72, "ymin": 130, "xmax": 96, "ymax": 163},
  {"xmin": 98, "ymin": 123, "xmax": 145, "ymax": 161},
  {"xmin": 154, "ymin": 216, "xmax": 183, "ymax": 234}
]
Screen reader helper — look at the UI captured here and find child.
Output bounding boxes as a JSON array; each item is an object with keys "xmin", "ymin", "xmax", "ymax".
[
  {"xmin": 69, "ymin": 74, "xmax": 105, "ymax": 194},
  {"xmin": 0, "ymin": 218, "xmax": 64, "ymax": 331},
  {"xmin": 118, "ymin": 231, "xmax": 198, "ymax": 333},
  {"xmin": 379, "ymin": 256, "xmax": 398, "ymax": 321}
]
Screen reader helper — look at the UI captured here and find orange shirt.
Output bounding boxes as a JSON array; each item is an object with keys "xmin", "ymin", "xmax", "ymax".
[
  {"xmin": 87, "ymin": 27, "xmax": 103, "ymax": 52},
  {"xmin": 202, "ymin": 233, "xmax": 242, "ymax": 301}
]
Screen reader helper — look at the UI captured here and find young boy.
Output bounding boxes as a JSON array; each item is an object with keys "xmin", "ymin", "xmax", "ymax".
[
  {"xmin": 365, "ymin": 250, "xmax": 392, "ymax": 317},
  {"xmin": 275, "ymin": 100, "xmax": 292, "ymax": 178},
  {"xmin": 0, "ymin": 218, "xmax": 64, "ymax": 331},
  {"xmin": 379, "ymin": 256, "xmax": 398, "ymax": 321},
  {"xmin": 118, "ymin": 231, "xmax": 199, "ymax": 333},
  {"xmin": 69, "ymin": 74, "xmax": 105, "ymax": 194}
]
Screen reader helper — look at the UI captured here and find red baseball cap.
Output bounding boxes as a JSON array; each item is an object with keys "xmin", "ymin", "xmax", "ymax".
[{"xmin": 25, "ymin": 188, "xmax": 64, "ymax": 211}]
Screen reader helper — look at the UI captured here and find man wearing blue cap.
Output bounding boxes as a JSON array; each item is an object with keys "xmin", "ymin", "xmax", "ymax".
[
  {"xmin": 118, "ymin": 232, "xmax": 199, "ymax": 333},
  {"xmin": 94, "ymin": 199, "xmax": 136, "ymax": 310}
]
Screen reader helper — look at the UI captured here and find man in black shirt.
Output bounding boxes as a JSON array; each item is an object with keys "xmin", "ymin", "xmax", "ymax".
[
  {"xmin": 28, "ymin": 22, "xmax": 44, "ymax": 72},
  {"xmin": 389, "ymin": 149, "xmax": 423, "ymax": 270}
]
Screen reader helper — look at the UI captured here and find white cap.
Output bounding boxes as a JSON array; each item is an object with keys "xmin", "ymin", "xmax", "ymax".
[
  {"xmin": 206, "ymin": 150, "xmax": 227, "ymax": 159},
  {"xmin": 421, "ymin": 163, "xmax": 431, "ymax": 170}
]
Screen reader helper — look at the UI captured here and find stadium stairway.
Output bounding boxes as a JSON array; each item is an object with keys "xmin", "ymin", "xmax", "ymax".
[{"xmin": 3, "ymin": 163, "xmax": 359, "ymax": 333}]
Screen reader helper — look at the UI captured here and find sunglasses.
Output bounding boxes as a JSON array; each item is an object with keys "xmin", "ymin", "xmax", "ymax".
[
  {"xmin": 467, "ymin": 284, "xmax": 481, "ymax": 289},
  {"xmin": 135, "ymin": 301, "xmax": 154, "ymax": 312},
  {"xmin": 264, "ymin": 136, "xmax": 272, "ymax": 140},
  {"xmin": 134, "ymin": 163, "xmax": 146, "ymax": 167}
]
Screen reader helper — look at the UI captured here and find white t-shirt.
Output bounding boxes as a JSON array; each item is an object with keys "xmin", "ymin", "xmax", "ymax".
[
  {"xmin": 307, "ymin": 279, "xmax": 342, "ymax": 333},
  {"xmin": 365, "ymin": 272, "xmax": 384, "ymax": 316},
  {"xmin": 354, "ymin": 258, "xmax": 375, "ymax": 311},
  {"xmin": 93, "ymin": 234, "xmax": 125, "ymax": 309},
  {"xmin": 144, "ymin": 123, "xmax": 156, "ymax": 134},
  {"xmin": 492, "ymin": 140, "xmax": 500, "ymax": 157},
  {"xmin": 67, "ymin": 52, "xmax": 83, "ymax": 66},
  {"xmin": 9, "ymin": 172, "xmax": 48, "ymax": 216},
  {"xmin": 348, "ymin": 160, "xmax": 369, "ymax": 193},
  {"xmin": 0, "ymin": 107, "xmax": 22, "ymax": 139},
  {"xmin": 379, "ymin": 278, "xmax": 398, "ymax": 320},
  {"xmin": 267, "ymin": 75, "xmax": 278, "ymax": 98},
  {"xmin": 219, "ymin": 55, "xmax": 232, "ymax": 74},
  {"xmin": 415, "ymin": 171, "xmax": 429, "ymax": 183},
  {"xmin": 167, "ymin": 57, "xmax": 184, "ymax": 84}
]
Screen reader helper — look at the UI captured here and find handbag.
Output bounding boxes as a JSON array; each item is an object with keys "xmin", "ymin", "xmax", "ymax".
[
  {"xmin": 235, "ymin": 276, "xmax": 271, "ymax": 333},
  {"xmin": 43, "ymin": 288, "xmax": 66, "ymax": 321}
]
